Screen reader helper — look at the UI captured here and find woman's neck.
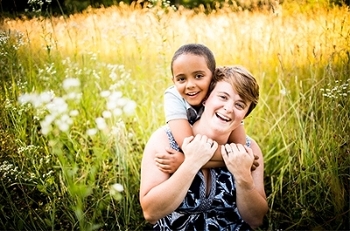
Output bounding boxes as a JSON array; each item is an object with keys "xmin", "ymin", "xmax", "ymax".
[{"xmin": 192, "ymin": 120, "xmax": 230, "ymax": 145}]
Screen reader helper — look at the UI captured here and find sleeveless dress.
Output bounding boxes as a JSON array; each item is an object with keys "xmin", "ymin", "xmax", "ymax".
[{"xmin": 153, "ymin": 126, "xmax": 252, "ymax": 231}]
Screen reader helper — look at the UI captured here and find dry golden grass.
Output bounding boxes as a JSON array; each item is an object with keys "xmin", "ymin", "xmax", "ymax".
[{"xmin": 3, "ymin": 3, "xmax": 349, "ymax": 71}]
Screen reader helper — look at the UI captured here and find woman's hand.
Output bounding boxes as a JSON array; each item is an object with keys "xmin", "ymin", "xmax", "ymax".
[
  {"xmin": 221, "ymin": 141, "xmax": 268, "ymax": 228},
  {"xmin": 155, "ymin": 147, "xmax": 184, "ymax": 174},
  {"xmin": 221, "ymin": 143, "xmax": 255, "ymax": 178},
  {"xmin": 182, "ymin": 134, "xmax": 218, "ymax": 169}
]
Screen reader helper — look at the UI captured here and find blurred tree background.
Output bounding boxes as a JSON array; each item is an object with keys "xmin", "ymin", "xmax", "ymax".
[{"xmin": 0, "ymin": 0, "xmax": 349, "ymax": 18}]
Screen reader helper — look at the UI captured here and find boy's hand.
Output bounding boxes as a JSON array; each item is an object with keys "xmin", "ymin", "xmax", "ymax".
[
  {"xmin": 251, "ymin": 154, "xmax": 259, "ymax": 171},
  {"xmin": 155, "ymin": 147, "xmax": 184, "ymax": 174}
]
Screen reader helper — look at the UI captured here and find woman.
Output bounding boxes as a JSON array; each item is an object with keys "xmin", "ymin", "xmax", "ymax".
[{"xmin": 139, "ymin": 66, "xmax": 268, "ymax": 230}]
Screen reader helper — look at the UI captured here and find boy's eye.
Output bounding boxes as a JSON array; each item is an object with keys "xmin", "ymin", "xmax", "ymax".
[
  {"xmin": 195, "ymin": 74, "xmax": 204, "ymax": 79},
  {"xmin": 176, "ymin": 77, "xmax": 186, "ymax": 82}
]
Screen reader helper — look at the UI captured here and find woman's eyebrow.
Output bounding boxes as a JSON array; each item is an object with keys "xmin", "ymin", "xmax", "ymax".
[{"xmin": 216, "ymin": 91, "xmax": 230, "ymax": 95}]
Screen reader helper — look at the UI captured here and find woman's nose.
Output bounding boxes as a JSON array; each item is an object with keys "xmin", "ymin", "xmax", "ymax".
[{"xmin": 224, "ymin": 103, "xmax": 234, "ymax": 112}]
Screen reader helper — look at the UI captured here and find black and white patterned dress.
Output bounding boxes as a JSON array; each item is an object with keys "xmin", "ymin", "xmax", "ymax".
[{"xmin": 153, "ymin": 126, "xmax": 252, "ymax": 231}]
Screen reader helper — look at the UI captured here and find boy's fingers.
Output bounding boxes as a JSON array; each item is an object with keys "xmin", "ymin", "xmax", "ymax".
[
  {"xmin": 156, "ymin": 162, "xmax": 170, "ymax": 170},
  {"xmin": 251, "ymin": 159, "xmax": 260, "ymax": 171},
  {"xmin": 155, "ymin": 158, "xmax": 168, "ymax": 165},
  {"xmin": 165, "ymin": 146, "xmax": 176, "ymax": 154}
]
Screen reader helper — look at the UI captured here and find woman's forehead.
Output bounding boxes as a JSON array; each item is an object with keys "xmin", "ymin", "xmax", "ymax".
[{"xmin": 212, "ymin": 81, "xmax": 235, "ymax": 93}]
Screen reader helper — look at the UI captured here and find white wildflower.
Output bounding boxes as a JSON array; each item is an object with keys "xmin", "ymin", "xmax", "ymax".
[
  {"xmin": 100, "ymin": 90, "xmax": 111, "ymax": 98},
  {"xmin": 57, "ymin": 122, "xmax": 69, "ymax": 132},
  {"xmin": 95, "ymin": 117, "xmax": 107, "ymax": 130},
  {"xmin": 123, "ymin": 100, "xmax": 136, "ymax": 115},
  {"xmin": 60, "ymin": 114, "xmax": 73, "ymax": 125},
  {"xmin": 46, "ymin": 97, "xmax": 68, "ymax": 115},
  {"xmin": 116, "ymin": 98, "xmax": 128, "ymax": 107},
  {"xmin": 40, "ymin": 122, "xmax": 51, "ymax": 135},
  {"xmin": 109, "ymin": 91, "xmax": 122, "ymax": 101},
  {"xmin": 102, "ymin": 110, "xmax": 112, "ymax": 118},
  {"xmin": 39, "ymin": 91, "xmax": 55, "ymax": 103},
  {"xmin": 280, "ymin": 88, "xmax": 287, "ymax": 96},
  {"xmin": 62, "ymin": 78, "xmax": 80, "ymax": 90},
  {"xmin": 109, "ymin": 71, "xmax": 117, "ymax": 81},
  {"xmin": 86, "ymin": 128, "xmax": 98, "ymax": 136},
  {"xmin": 64, "ymin": 92, "xmax": 81, "ymax": 101},
  {"xmin": 113, "ymin": 108, "xmax": 122, "ymax": 116},
  {"xmin": 111, "ymin": 183, "xmax": 124, "ymax": 193},
  {"xmin": 18, "ymin": 93, "xmax": 33, "ymax": 105},
  {"xmin": 42, "ymin": 114, "xmax": 56, "ymax": 127},
  {"xmin": 107, "ymin": 101, "xmax": 118, "ymax": 110},
  {"xmin": 70, "ymin": 110, "xmax": 79, "ymax": 117}
]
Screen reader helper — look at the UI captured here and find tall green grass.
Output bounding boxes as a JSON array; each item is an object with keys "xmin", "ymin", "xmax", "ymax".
[{"xmin": 0, "ymin": 2, "xmax": 349, "ymax": 230}]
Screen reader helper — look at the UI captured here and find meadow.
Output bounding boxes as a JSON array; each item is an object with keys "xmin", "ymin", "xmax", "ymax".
[{"xmin": 0, "ymin": 1, "xmax": 349, "ymax": 230}]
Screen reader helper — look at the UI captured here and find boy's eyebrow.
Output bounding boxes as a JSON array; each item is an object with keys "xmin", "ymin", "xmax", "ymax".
[
  {"xmin": 174, "ymin": 73, "xmax": 185, "ymax": 78},
  {"xmin": 174, "ymin": 70, "xmax": 206, "ymax": 78}
]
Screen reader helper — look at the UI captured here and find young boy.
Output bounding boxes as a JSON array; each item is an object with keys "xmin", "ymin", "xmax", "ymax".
[{"xmin": 156, "ymin": 43, "xmax": 258, "ymax": 173}]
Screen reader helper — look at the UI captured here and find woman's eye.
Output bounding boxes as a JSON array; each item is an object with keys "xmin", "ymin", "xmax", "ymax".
[
  {"xmin": 236, "ymin": 103, "xmax": 245, "ymax": 109},
  {"xmin": 195, "ymin": 74, "xmax": 203, "ymax": 79},
  {"xmin": 219, "ymin": 95, "xmax": 227, "ymax": 100}
]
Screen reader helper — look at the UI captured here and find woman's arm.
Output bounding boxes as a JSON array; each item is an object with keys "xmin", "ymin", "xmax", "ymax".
[
  {"xmin": 168, "ymin": 119, "xmax": 193, "ymax": 148},
  {"xmin": 140, "ymin": 130, "xmax": 217, "ymax": 224},
  {"xmin": 221, "ymin": 139, "xmax": 268, "ymax": 229}
]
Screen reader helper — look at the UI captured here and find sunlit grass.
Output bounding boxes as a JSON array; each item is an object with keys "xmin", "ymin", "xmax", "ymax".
[{"xmin": 0, "ymin": 2, "xmax": 349, "ymax": 230}]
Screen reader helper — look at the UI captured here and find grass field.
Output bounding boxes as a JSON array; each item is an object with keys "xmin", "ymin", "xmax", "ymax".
[{"xmin": 0, "ymin": 1, "xmax": 349, "ymax": 230}]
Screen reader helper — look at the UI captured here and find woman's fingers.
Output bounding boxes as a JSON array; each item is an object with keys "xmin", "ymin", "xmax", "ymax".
[{"xmin": 181, "ymin": 134, "xmax": 218, "ymax": 167}]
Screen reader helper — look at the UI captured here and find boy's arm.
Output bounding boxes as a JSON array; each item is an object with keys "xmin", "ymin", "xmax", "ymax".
[
  {"xmin": 156, "ymin": 146, "xmax": 225, "ymax": 173},
  {"xmin": 228, "ymin": 123, "xmax": 247, "ymax": 145},
  {"xmin": 155, "ymin": 119, "xmax": 191, "ymax": 173},
  {"xmin": 168, "ymin": 119, "xmax": 193, "ymax": 149},
  {"xmin": 209, "ymin": 124, "xmax": 246, "ymax": 161}
]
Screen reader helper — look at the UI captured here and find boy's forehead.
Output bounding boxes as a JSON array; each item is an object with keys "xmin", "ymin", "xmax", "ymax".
[{"xmin": 173, "ymin": 55, "xmax": 210, "ymax": 72}]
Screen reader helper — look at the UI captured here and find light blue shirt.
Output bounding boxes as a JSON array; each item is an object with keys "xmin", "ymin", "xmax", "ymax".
[{"xmin": 164, "ymin": 86, "xmax": 204, "ymax": 125}]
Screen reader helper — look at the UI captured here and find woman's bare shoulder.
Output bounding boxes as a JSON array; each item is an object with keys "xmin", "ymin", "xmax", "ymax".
[
  {"xmin": 249, "ymin": 137, "xmax": 263, "ymax": 159},
  {"xmin": 144, "ymin": 126, "xmax": 169, "ymax": 154}
]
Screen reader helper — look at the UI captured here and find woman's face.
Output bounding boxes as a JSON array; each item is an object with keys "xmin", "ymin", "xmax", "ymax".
[{"xmin": 203, "ymin": 81, "xmax": 251, "ymax": 133}]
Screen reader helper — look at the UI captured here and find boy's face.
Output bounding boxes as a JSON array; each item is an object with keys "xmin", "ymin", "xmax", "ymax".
[{"xmin": 172, "ymin": 54, "xmax": 212, "ymax": 107}]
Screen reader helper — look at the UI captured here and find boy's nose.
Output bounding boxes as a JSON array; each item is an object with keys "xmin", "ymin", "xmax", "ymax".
[{"xmin": 186, "ymin": 80, "xmax": 196, "ymax": 88}]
